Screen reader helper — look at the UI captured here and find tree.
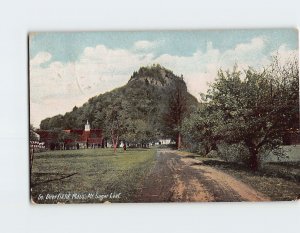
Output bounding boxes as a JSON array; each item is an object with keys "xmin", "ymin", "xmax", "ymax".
[
  {"xmin": 60, "ymin": 131, "xmax": 80, "ymax": 149},
  {"xmin": 30, "ymin": 124, "xmax": 39, "ymax": 141},
  {"xmin": 199, "ymin": 58, "xmax": 299, "ymax": 170},
  {"xmin": 104, "ymin": 104, "xmax": 128, "ymax": 153},
  {"xmin": 110, "ymin": 108, "xmax": 120, "ymax": 153},
  {"xmin": 40, "ymin": 115, "xmax": 64, "ymax": 129},
  {"xmin": 29, "ymin": 124, "xmax": 39, "ymax": 176},
  {"xmin": 123, "ymin": 119, "xmax": 155, "ymax": 147},
  {"xmin": 182, "ymin": 105, "xmax": 221, "ymax": 154},
  {"xmin": 163, "ymin": 80, "xmax": 189, "ymax": 149}
]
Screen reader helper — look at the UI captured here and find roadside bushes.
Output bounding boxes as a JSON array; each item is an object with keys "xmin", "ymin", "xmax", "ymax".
[
  {"xmin": 258, "ymin": 144, "xmax": 290, "ymax": 163},
  {"xmin": 216, "ymin": 141, "xmax": 250, "ymax": 164},
  {"xmin": 206, "ymin": 149, "xmax": 219, "ymax": 158}
]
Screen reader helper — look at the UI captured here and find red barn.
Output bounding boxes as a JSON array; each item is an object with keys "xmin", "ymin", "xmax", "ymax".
[{"xmin": 37, "ymin": 120, "xmax": 103, "ymax": 150}]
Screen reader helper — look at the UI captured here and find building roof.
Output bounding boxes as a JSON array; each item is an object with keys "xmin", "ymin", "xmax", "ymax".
[{"xmin": 37, "ymin": 128, "xmax": 103, "ymax": 144}]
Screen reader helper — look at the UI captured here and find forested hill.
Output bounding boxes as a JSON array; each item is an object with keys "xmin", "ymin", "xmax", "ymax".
[{"xmin": 39, "ymin": 64, "xmax": 199, "ymax": 142}]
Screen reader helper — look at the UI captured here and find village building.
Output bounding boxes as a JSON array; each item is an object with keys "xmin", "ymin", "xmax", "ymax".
[
  {"xmin": 37, "ymin": 120, "xmax": 103, "ymax": 150},
  {"xmin": 159, "ymin": 138, "xmax": 172, "ymax": 145},
  {"xmin": 153, "ymin": 138, "xmax": 173, "ymax": 146}
]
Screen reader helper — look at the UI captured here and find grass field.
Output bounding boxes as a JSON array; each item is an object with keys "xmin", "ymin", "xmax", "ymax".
[
  {"xmin": 31, "ymin": 148, "xmax": 156, "ymax": 203},
  {"xmin": 31, "ymin": 147, "xmax": 299, "ymax": 203}
]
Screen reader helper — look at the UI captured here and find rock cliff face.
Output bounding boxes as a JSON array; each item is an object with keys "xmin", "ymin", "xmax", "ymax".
[{"xmin": 128, "ymin": 64, "xmax": 184, "ymax": 87}]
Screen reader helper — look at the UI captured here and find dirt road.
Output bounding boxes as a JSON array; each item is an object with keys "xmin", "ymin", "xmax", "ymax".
[{"xmin": 135, "ymin": 149, "xmax": 269, "ymax": 202}]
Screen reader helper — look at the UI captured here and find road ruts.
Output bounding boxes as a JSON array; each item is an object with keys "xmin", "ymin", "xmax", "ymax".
[{"xmin": 134, "ymin": 149, "xmax": 269, "ymax": 202}]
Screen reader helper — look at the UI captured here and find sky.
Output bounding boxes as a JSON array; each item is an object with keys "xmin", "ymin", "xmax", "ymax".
[{"xmin": 29, "ymin": 29, "xmax": 299, "ymax": 127}]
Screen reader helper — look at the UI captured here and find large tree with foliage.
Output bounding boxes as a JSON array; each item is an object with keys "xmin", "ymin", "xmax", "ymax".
[
  {"xmin": 183, "ymin": 57, "xmax": 299, "ymax": 170},
  {"xmin": 103, "ymin": 104, "xmax": 128, "ymax": 153},
  {"xmin": 163, "ymin": 78, "xmax": 194, "ymax": 149},
  {"xmin": 182, "ymin": 105, "xmax": 222, "ymax": 154}
]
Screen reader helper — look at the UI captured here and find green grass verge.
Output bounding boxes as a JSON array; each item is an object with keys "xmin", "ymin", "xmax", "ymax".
[{"xmin": 31, "ymin": 148, "xmax": 156, "ymax": 203}]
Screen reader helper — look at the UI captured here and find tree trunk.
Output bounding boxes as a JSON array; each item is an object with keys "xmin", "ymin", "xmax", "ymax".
[
  {"xmin": 113, "ymin": 143, "xmax": 117, "ymax": 153},
  {"xmin": 30, "ymin": 147, "xmax": 34, "ymax": 176},
  {"xmin": 249, "ymin": 146, "xmax": 259, "ymax": 171},
  {"xmin": 245, "ymin": 139, "xmax": 259, "ymax": 171},
  {"xmin": 112, "ymin": 135, "xmax": 118, "ymax": 154},
  {"xmin": 177, "ymin": 133, "xmax": 182, "ymax": 149},
  {"xmin": 112, "ymin": 138, "xmax": 117, "ymax": 153}
]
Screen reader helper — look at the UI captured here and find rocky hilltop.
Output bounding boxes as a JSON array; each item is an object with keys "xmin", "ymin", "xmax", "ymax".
[{"xmin": 40, "ymin": 64, "xmax": 198, "ymax": 143}]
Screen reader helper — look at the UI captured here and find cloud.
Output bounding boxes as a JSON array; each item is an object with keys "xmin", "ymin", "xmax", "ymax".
[
  {"xmin": 152, "ymin": 37, "xmax": 271, "ymax": 97},
  {"xmin": 235, "ymin": 37, "xmax": 265, "ymax": 53},
  {"xmin": 133, "ymin": 40, "xmax": 159, "ymax": 51},
  {"xmin": 30, "ymin": 51, "xmax": 52, "ymax": 66},
  {"xmin": 271, "ymin": 44, "xmax": 299, "ymax": 66},
  {"xmin": 30, "ymin": 46, "xmax": 154, "ymax": 127},
  {"xmin": 30, "ymin": 37, "xmax": 298, "ymax": 127},
  {"xmin": 218, "ymin": 37, "xmax": 268, "ymax": 70}
]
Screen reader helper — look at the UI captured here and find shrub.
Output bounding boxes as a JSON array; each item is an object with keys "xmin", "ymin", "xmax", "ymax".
[{"xmin": 217, "ymin": 141, "xmax": 250, "ymax": 164}]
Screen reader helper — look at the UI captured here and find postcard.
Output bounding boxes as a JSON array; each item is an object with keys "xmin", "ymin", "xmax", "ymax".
[{"xmin": 29, "ymin": 30, "xmax": 299, "ymax": 203}]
